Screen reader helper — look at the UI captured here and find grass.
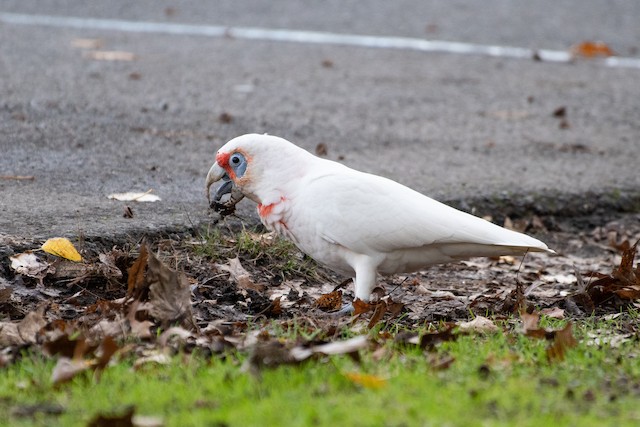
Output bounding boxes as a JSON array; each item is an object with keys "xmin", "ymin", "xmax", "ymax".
[
  {"xmin": 193, "ymin": 225, "xmax": 320, "ymax": 281},
  {"xmin": 2, "ymin": 317, "xmax": 639, "ymax": 427}
]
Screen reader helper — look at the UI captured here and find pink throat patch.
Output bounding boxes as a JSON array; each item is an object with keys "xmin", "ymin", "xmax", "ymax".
[{"xmin": 257, "ymin": 196, "xmax": 287, "ymax": 221}]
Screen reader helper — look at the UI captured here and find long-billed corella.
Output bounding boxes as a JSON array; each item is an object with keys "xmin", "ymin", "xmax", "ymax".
[{"xmin": 206, "ymin": 134, "xmax": 554, "ymax": 311}]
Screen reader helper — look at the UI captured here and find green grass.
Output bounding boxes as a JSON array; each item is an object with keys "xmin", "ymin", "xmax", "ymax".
[
  {"xmin": 193, "ymin": 226, "xmax": 320, "ymax": 281},
  {"xmin": 2, "ymin": 318, "xmax": 639, "ymax": 427}
]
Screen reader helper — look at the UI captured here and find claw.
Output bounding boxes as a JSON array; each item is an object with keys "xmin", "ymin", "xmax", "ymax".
[{"xmin": 330, "ymin": 303, "xmax": 355, "ymax": 317}]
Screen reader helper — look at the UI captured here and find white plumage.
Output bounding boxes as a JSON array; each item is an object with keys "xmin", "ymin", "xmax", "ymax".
[{"xmin": 206, "ymin": 134, "xmax": 553, "ymax": 303}]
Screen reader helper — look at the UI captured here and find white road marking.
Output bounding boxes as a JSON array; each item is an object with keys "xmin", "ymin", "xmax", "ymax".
[{"xmin": 1, "ymin": 12, "xmax": 639, "ymax": 69}]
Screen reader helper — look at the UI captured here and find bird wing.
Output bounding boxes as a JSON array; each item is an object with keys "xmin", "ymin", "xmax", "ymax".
[{"xmin": 295, "ymin": 164, "xmax": 549, "ymax": 256}]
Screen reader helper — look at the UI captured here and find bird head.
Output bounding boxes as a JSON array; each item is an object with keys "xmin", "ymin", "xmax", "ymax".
[{"xmin": 206, "ymin": 134, "xmax": 314, "ymax": 213}]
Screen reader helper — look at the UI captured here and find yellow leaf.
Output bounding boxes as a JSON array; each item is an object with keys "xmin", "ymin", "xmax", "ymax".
[
  {"xmin": 344, "ymin": 372, "xmax": 387, "ymax": 389},
  {"xmin": 41, "ymin": 238, "xmax": 82, "ymax": 262}
]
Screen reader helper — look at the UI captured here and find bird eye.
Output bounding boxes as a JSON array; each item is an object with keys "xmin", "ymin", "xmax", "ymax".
[{"xmin": 228, "ymin": 152, "xmax": 247, "ymax": 178}]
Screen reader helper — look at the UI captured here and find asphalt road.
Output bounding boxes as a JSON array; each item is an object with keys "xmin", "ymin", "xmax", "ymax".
[{"xmin": 1, "ymin": 0, "xmax": 639, "ymax": 242}]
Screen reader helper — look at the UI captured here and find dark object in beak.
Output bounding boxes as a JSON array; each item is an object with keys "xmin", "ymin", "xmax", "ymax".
[{"xmin": 210, "ymin": 174, "xmax": 245, "ymax": 216}]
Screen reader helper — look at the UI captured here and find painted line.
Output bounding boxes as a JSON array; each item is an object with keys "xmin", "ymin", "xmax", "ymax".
[{"xmin": 1, "ymin": 12, "xmax": 639, "ymax": 69}]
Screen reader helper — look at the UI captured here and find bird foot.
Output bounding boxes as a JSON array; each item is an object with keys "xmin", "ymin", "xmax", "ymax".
[{"xmin": 330, "ymin": 303, "xmax": 355, "ymax": 317}]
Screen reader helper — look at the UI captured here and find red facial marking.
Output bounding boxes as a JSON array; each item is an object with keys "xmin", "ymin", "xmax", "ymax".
[{"xmin": 215, "ymin": 151, "xmax": 235, "ymax": 179}]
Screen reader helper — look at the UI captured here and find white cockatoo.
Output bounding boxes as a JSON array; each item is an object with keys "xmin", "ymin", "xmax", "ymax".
[{"xmin": 206, "ymin": 134, "xmax": 553, "ymax": 308}]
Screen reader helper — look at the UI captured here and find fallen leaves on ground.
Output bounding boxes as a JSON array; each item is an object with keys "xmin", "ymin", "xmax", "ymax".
[
  {"xmin": 0, "ymin": 216, "xmax": 639, "ymax": 389},
  {"xmin": 520, "ymin": 311, "xmax": 578, "ymax": 362},
  {"xmin": 586, "ymin": 239, "xmax": 640, "ymax": 305}
]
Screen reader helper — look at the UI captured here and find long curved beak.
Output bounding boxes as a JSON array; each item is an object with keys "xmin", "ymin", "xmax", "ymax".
[{"xmin": 205, "ymin": 162, "xmax": 227, "ymax": 206}]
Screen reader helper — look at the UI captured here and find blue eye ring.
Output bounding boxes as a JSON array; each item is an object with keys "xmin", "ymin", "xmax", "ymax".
[{"xmin": 229, "ymin": 152, "xmax": 247, "ymax": 178}]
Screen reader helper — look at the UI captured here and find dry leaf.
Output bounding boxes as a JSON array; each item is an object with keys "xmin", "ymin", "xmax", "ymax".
[
  {"xmin": 216, "ymin": 257, "xmax": 263, "ymax": 292},
  {"xmin": 87, "ymin": 406, "xmax": 135, "ymax": 427},
  {"xmin": 84, "ymin": 50, "xmax": 137, "ymax": 61},
  {"xmin": 108, "ymin": 191, "xmax": 160, "ymax": 202},
  {"xmin": 10, "ymin": 252, "xmax": 51, "ymax": 279},
  {"xmin": 315, "ymin": 290, "xmax": 343, "ymax": 311},
  {"xmin": 458, "ymin": 316, "xmax": 499, "ymax": 333},
  {"xmin": 313, "ymin": 336, "xmax": 368, "ymax": 355},
  {"xmin": 127, "ymin": 245, "xmax": 148, "ymax": 298},
  {"xmin": 353, "ymin": 299, "xmax": 373, "ymax": 315},
  {"xmin": 587, "ymin": 239, "xmax": 640, "ymax": 306},
  {"xmin": 42, "ymin": 237, "xmax": 82, "ymax": 262},
  {"xmin": 71, "ymin": 38, "xmax": 103, "ymax": 49},
  {"xmin": 51, "ymin": 357, "xmax": 92, "ymax": 385},
  {"xmin": 0, "ymin": 308, "xmax": 47, "ymax": 346},
  {"xmin": 133, "ymin": 352, "xmax": 171, "ymax": 369},
  {"xmin": 571, "ymin": 41, "xmax": 615, "ymax": 58},
  {"xmin": 541, "ymin": 307, "xmax": 565, "ymax": 319},
  {"xmin": 147, "ymin": 251, "xmax": 197, "ymax": 331},
  {"xmin": 367, "ymin": 301, "xmax": 388, "ymax": 329},
  {"xmin": 547, "ymin": 323, "xmax": 578, "ymax": 362},
  {"xmin": 344, "ymin": 372, "xmax": 387, "ymax": 389}
]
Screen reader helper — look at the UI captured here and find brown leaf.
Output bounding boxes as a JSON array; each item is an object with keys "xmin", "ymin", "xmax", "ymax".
[
  {"xmin": 51, "ymin": 357, "xmax": 92, "ymax": 386},
  {"xmin": 218, "ymin": 112, "xmax": 233, "ymax": 124},
  {"xmin": 315, "ymin": 143, "xmax": 328, "ymax": 156},
  {"xmin": 458, "ymin": 316, "xmax": 499, "ymax": 333},
  {"xmin": 98, "ymin": 252, "xmax": 124, "ymax": 280},
  {"xmin": 217, "ymin": 257, "xmax": 264, "ymax": 292},
  {"xmin": 244, "ymin": 341, "xmax": 299, "ymax": 375},
  {"xmin": 0, "ymin": 279, "xmax": 11, "ymax": 303},
  {"xmin": 614, "ymin": 239, "xmax": 639, "ymax": 284},
  {"xmin": 87, "ymin": 406, "xmax": 135, "ymax": 427},
  {"xmin": 127, "ymin": 301, "xmax": 154, "ymax": 340},
  {"xmin": 571, "ymin": 41, "xmax": 615, "ymax": 58},
  {"xmin": 547, "ymin": 323, "xmax": 578, "ymax": 362},
  {"xmin": 266, "ymin": 297, "xmax": 283, "ymax": 317},
  {"xmin": 147, "ymin": 251, "xmax": 197, "ymax": 331},
  {"xmin": 587, "ymin": 239, "xmax": 640, "ymax": 306},
  {"xmin": 96, "ymin": 336, "xmax": 120, "ymax": 371},
  {"xmin": 552, "ymin": 106, "xmax": 567, "ymax": 118},
  {"xmin": 353, "ymin": 299, "xmax": 373, "ymax": 315},
  {"xmin": 540, "ymin": 307, "xmax": 565, "ymax": 319},
  {"xmin": 315, "ymin": 290, "xmax": 343, "ymax": 311},
  {"xmin": 367, "ymin": 301, "xmax": 387, "ymax": 329},
  {"xmin": 419, "ymin": 324, "xmax": 457, "ymax": 350},
  {"xmin": 428, "ymin": 354, "xmax": 456, "ymax": 371},
  {"xmin": 0, "ymin": 306, "xmax": 47, "ymax": 346},
  {"xmin": 521, "ymin": 311, "xmax": 540, "ymax": 332},
  {"xmin": 127, "ymin": 245, "xmax": 148, "ymax": 298}
]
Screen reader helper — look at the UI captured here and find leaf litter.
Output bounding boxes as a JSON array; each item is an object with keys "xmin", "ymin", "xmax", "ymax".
[{"xmin": 1, "ymin": 215, "xmax": 640, "ymax": 416}]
